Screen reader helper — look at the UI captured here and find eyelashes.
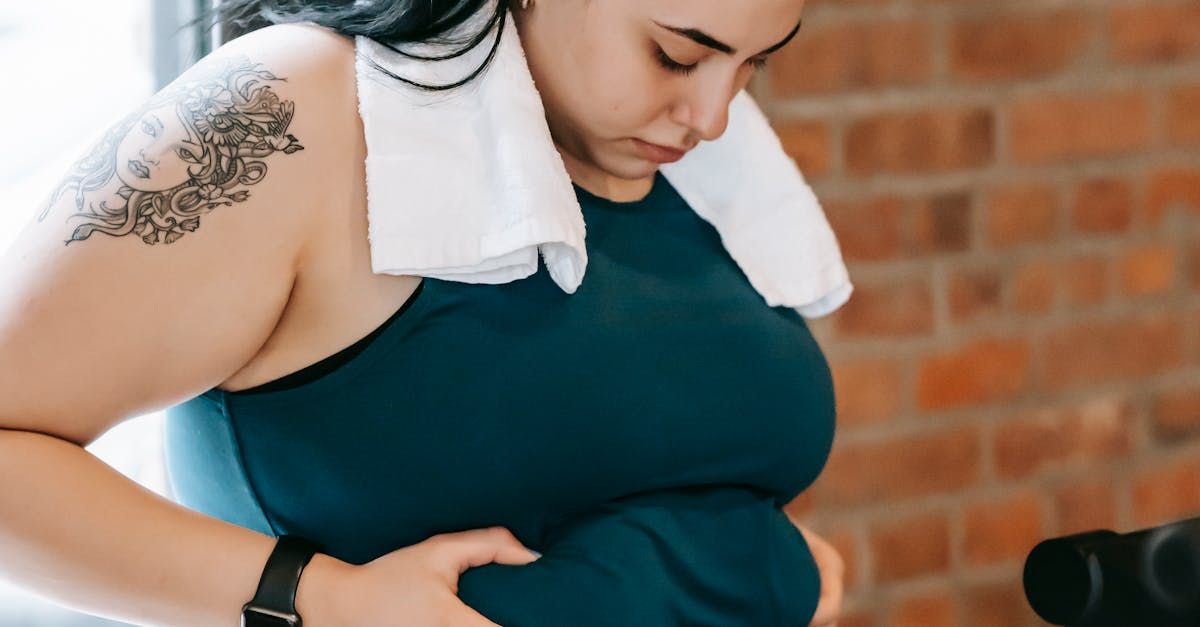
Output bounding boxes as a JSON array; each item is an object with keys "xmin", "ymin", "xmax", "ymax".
[
  {"xmin": 654, "ymin": 46, "xmax": 769, "ymax": 76},
  {"xmin": 655, "ymin": 47, "xmax": 696, "ymax": 76}
]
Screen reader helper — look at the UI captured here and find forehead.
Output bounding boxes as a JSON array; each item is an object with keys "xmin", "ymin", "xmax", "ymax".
[{"xmin": 632, "ymin": 0, "xmax": 805, "ymax": 48}]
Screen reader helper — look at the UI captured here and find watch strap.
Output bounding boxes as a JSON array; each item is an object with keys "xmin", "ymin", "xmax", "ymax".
[{"xmin": 242, "ymin": 534, "xmax": 322, "ymax": 626}]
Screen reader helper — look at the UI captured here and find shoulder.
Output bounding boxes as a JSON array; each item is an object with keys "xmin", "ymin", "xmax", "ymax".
[
  {"xmin": 209, "ymin": 21, "xmax": 360, "ymax": 140},
  {"xmin": 191, "ymin": 21, "xmax": 368, "ymax": 237},
  {"xmin": 0, "ymin": 23, "xmax": 370, "ymax": 443},
  {"xmin": 221, "ymin": 21, "xmax": 357, "ymax": 77}
]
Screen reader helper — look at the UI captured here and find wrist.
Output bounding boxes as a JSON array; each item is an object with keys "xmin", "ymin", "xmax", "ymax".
[{"xmin": 295, "ymin": 551, "xmax": 355, "ymax": 627}]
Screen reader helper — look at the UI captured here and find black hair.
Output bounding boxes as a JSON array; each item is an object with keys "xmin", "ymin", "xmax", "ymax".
[{"xmin": 186, "ymin": 0, "xmax": 513, "ymax": 92}]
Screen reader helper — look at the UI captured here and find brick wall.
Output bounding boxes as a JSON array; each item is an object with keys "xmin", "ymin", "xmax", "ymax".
[{"xmin": 751, "ymin": 0, "xmax": 1200, "ymax": 624}]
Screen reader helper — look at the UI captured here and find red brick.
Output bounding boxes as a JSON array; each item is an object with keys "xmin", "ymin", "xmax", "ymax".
[
  {"xmin": 1195, "ymin": 307, "xmax": 1200, "ymax": 364},
  {"xmin": 1055, "ymin": 478, "xmax": 1119, "ymax": 535},
  {"xmin": 888, "ymin": 589, "xmax": 958, "ymax": 627},
  {"xmin": 1011, "ymin": 260, "xmax": 1056, "ymax": 314},
  {"xmin": 1060, "ymin": 255, "xmax": 1110, "ymax": 307},
  {"xmin": 950, "ymin": 9, "xmax": 1091, "ymax": 82},
  {"xmin": 1040, "ymin": 313, "xmax": 1185, "ymax": 390},
  {"xmin": 836, "ymin": 609, "xmax": 877, "ymax": 627},
  {"xmin": 773, "ymin": 119, "xmax": 833, "ymax": 178},
  {"xmin": 1108, "ymin": 3, "xmax": 1200, "ymax": 64},
  {"xmin": 916, "ymin": 337, "xmax": 1030, "ymax": 411},
  {"xmin": 1131, "ymin": 455, "xmax": 1200, "ymax": 527},
  {"xmin": 986, "ymin": 183, "xmax": 1059, "ymax": 248},
  {"xmin": 1117, "ymin": 243, "xmax": 1177, "ymax": 297},
  {"xmin": 824, "ymin": 196, "xmax": 905, "ymax": 262},
  {"xmin": 1191, "ymin": 237, "xmax": 1200, "ymax": 292},
  {"xmin": 1009, "ymin": 91, "xmax": 1152, "ymax": 164},
  {"xmin": 1167, "ymin": 83, "xmax": 1200, "ymax": 145},
  {"xmin": 962, "ymin": 492, "xmax": 1045, "ymax": 566},
  {"xmin": 993, "ymin": 397, "xmax": 1134, "ymax": 479},
  {"xmin": 949, "ymin": 268, "xmax": 1003, "ymax": 323},
  {"xmin": 1146, "ymin": 168, "xmax": 1200, "ymax": 224},
  {"xmin": 770, "ymin": 19, "xmax": 933, "ymax": 95},
  {"xmin": 911, "ymin": 191, "xmax": 972, "ymax": 255},
  {"xmin": 1152, "ymin": 386, "xmax": 1200, "ymax": 441},
  {"xmin": 869, "ymin": 511, "xmax": 952, "ymax": 582},
  {"xmin": 847, "ymin": 108, "xmax": 994, "ymax": 175},
  {"xmin": 833, "ymin": 278, "xmax": 935, "ymax": 338},
  {"xmin": 812, "ymin": 426, "xmax": 982, "ymax": 507},
  {"xmin": 830, "ymin": 357, "xmax": 904, "ymax": 427},
  {"xmin": 1073, "ymin": 177, "xmax": 1134, "ymax": 233},
  {"xmin": 963, "ymin": 579, "xmax": 1047, "ymax": 627}
]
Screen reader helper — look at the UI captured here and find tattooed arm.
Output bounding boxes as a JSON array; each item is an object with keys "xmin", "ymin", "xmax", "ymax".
[{"xmin": 0, "ymin": 24, "xmax": 357, "ymax": 627}]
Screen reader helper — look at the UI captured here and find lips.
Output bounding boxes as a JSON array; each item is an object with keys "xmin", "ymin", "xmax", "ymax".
[
  {"xmin": 633, "ymin": 138, "xmax": 687, "ymax": 163},
  {"xmin": 645, "ymin": 140, "xmax": 687, "ymax": 155},
  {"xmin": 127, "ymin": 159, "xmax": 151, "ymax": 179}
]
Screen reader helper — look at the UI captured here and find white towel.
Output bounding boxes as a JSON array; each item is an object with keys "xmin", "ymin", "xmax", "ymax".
[{"xmin": 353, "ymin": 3, "xmax": 852, "ymax": 319}]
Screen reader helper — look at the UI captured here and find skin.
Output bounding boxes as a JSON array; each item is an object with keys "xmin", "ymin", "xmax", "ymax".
[
  {"xmin": 513, "ymin": 2, "xmax": 845, "ymax": 625},
  {"xmin": 511, "ymin": 0, "xmax": 804, "ymax": 201},
  {"xmin": 113, "ymin": 103, "xmax": 195, "ymax": 192},
  {"xmin": 38, "ymin": 56, "xmax": 302, "ymax": 246}
]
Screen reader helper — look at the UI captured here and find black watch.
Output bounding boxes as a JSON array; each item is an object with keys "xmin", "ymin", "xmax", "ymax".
[{"xmin": 241, "ymin": 534, "xmax": 323, "ymax": 627}]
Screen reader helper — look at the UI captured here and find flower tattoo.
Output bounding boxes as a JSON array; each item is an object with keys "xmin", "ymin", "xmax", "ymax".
[{"xmin": 38, "ymin": 55, "xmax": 304, "ymax": 246}]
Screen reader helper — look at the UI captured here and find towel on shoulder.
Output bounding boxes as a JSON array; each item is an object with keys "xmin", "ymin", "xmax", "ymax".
[{"xmin": 352, "ymin": 2, "xmax": 853, "ymax": 319}]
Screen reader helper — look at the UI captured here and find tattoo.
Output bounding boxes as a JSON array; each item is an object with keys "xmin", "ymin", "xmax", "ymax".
[{"xmin": 38, "ymin": 55, "xmax": 304, "ymax": 246}]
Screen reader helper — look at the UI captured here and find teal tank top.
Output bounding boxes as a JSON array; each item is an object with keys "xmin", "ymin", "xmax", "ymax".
[{"xmin": 164, "ymin": 169, "xmax": 836, "ymax": 626}]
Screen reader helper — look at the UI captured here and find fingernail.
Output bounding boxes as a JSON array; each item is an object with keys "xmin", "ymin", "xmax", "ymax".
[{"xmin": 529, "ymin": 549, "xmax": 542, "ymax": 558}]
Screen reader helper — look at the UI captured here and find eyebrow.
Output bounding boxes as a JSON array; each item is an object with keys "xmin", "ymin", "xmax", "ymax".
[{"xmin": 652, "ymin": 18, "xmax": 803, "ymax": 57}]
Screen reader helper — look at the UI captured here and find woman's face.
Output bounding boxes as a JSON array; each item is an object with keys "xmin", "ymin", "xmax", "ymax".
[
  {"xmin": 512, "ymin": 0, "xmax": 805, "ymax": 197},
  {"xmin": 114, "ymin": 103, "xmax": 194, "ymax": 192}
]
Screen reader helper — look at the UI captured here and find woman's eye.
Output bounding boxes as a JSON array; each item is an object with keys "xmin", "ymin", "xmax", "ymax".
[
  {"xmin": 654, "ymin": 46, "xmax": 770, "ymax": 76},
  {"xmin": 141, "ymin": 120, "xmax": 158, "ymax": 137},
  {"xmin": 655, "ymin": 47, "xmax": 697, "ymax": 76}
]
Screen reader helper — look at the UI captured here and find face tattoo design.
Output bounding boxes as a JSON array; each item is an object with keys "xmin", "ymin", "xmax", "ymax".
[{"xmin": 38, "ymin": 55, "xmax": 304, "ymax": 246}]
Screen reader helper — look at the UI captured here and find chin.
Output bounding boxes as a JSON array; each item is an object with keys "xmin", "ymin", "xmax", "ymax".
[{"xmin": 605, "ymin": 151, "xmax": 661, "ymax": 178}]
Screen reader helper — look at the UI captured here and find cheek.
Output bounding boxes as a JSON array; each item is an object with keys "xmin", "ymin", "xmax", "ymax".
[
  {"xmin": 142, "ymin": 135, "xmax": 181, "ymax": 161},
  {"xmin": 585, "ymin": 50, "xmax": 663, "ymax": 126},
  {"xmin": 157, "ymin": 144, "xmax": 190, "ymax": 172}
]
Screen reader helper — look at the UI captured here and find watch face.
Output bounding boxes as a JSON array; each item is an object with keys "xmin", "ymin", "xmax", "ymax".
[{"xmin": 241, "ymin": 608, "xmax": 300, "ymax": 627}]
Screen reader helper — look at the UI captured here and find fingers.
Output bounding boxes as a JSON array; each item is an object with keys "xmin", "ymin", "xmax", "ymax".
[
  {"xmin": 439, "ymin": 526, "xmax": 541, "ymax": 574},
  {"xmin": 798, "ymin": 524, "xmax": 845, "ymax": 627},
  {"xmin": 809, "ymin": 569, "xmax": 843, "ymax": 626}
]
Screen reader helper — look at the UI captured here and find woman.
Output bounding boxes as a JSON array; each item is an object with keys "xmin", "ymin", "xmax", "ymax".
[{"xmin": 0, "ymin": 0, "xmax": 847, "ymax": 625}]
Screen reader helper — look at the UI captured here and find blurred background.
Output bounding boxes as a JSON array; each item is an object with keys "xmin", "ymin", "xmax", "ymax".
[
  {"xmin": 760, "ymin": 0, "xmax": 1200, "ymax": 625},
  {"xmin": 1, "ymin": 0, "xmax": 1197, "ymax": 625}
]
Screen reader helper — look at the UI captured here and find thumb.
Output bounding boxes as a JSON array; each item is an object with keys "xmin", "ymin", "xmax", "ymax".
[
  {"xmin": 461, "ymin": 526, "xmax": 542, "ymax": 567},
  {"xmin": 493, "ymin": 540, "xmax": 542, "ymax": 566}
]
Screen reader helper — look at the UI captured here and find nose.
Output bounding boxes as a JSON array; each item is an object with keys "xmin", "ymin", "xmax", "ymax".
[{"xmin": 669, "ymin": 76, "xmax": 736, "ymax": 143}]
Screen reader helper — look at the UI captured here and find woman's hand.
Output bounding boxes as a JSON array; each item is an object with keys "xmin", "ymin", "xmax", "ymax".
[
  {"xmin": 786, "ymin": 514, "xmax": 845, "ymax": 627},
  {"xmin": 318, "ymin": 526, "xmax": 540, "ymax": 627}
]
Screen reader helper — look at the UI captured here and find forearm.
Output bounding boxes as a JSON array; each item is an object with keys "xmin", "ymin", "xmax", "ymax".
[{"xmin": 0, "ymin": 428, "xmax": 349, "ymax": 627}]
